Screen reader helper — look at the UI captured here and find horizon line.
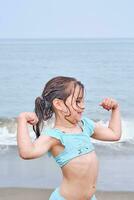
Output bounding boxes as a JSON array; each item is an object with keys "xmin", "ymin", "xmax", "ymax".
[{"xmin": 0, "ymin": 37, "xmax": 134, "ymax": 40}]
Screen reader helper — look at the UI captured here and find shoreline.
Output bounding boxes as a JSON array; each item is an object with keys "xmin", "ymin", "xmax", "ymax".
[{"xmin": 0, "ymin": 188, "xmax": 134, "ymax": 200}]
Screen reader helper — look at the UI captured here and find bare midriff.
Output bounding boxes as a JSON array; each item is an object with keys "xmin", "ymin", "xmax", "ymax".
[{"xmin": 59, "ymin": 151, "xmax": 99, "ymax": 200}]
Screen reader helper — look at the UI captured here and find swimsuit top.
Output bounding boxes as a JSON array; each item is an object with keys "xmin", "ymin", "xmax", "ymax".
[{"xmin": 41, "ymin": 117, "xmax": 95, "ymax": 168}]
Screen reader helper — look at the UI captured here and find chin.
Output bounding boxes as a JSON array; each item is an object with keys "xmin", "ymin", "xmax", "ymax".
[
  {"xmin": 76, "ymin": 115, "xmax": 83, "ymax": 122},
  {"xmin": 68, "ymin": 117, "xmax": 80, "ymax": 124},
  {"xmin": 67, "ymin": 114, "xmax": 83, "ymax": 124},
  {"xmin": 77, "ymin": 117, "xmax": 82, "ymax": 122}
]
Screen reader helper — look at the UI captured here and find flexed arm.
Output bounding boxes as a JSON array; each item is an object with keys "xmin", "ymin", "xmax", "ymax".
[
  {"xmin": 17, "ymin": 112, "xmax": 54, "ymax": 159},
  {"xmin": 92, "ymin": 98, "xmax": 122, "ymax": 141}
]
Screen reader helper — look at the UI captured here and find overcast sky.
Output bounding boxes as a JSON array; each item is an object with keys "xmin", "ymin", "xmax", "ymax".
[{"xmin": 0, "ymin": 0, "xmax": 134, "ymax": 38}]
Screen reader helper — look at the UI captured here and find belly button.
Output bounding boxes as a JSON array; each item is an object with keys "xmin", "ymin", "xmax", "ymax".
[{"xmin": 89, "ymin": 185, "xmax": 96, "ymax": 189}]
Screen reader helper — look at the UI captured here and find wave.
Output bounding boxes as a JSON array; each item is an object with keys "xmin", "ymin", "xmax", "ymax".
[
  {"xmin": 0, "ymin": 117, "xmax": 53, "ymax": 145},
  {"xmin": 0, "ymin": 117, "xmax": 133, "ymax": 148}
]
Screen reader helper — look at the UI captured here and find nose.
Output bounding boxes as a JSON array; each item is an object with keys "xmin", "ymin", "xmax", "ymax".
[
  {"xmin": 81, "ymin": 102, "xmax": 85, "ymax": 110},
  {"xmin": 79, "ymin": 106, "xmax": 85, "ymax": 112},
  {"xmin": 81, "ymin": 106, "xmax": 85, "ymax": 110}
]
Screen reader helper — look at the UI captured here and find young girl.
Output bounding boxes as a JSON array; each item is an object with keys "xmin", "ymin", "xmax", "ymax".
[{"xmin": 17, "ymin": 76, "xmax": 122, "ymax": 200}]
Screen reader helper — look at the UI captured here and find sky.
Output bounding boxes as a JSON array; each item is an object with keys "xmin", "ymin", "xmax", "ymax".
[{"xmin": 0, "ymin": 0, "xmax": 134, "ymax": 38}]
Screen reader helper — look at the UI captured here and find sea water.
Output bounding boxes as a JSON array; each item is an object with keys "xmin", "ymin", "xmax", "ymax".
[{"xmin": 0, "ymin": 38, "xmax": 134, "ymax": 191}]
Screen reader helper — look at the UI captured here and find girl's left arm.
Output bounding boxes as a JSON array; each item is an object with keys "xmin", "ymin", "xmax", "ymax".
[{"xmin": 92, "ymin": 98, "xmax": 122, "ymax": 141}]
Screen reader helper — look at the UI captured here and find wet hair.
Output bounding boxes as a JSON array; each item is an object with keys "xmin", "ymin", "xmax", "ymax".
[{"xmin": 33, "ymin": 76, "xmax": 84, "ymax": 138}]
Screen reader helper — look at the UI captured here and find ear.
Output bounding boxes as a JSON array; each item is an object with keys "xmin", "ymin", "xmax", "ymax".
[{"xmin": 52, "ymin": 98, "xmax": 63, "ymax": 111}]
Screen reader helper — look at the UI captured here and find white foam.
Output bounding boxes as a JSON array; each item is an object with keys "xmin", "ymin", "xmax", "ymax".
[{"xmin": 0, "ymin": 118, "xmax": 133, "ymax": 146}]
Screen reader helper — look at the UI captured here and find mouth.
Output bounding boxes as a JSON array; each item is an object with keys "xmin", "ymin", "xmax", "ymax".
[{"xmin": 77, "ymin": 111, "xmax": 83, "ymax": 116}]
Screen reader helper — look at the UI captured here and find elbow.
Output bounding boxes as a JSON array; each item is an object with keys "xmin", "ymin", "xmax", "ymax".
[
  {"xmin": 113, "ymin": 137, "xmax": 121, "ymax": 141},
  {"xmin": 20, "ymin": 155, "xmax": 31, "ymax": 160},
  {"xmin": 113, "ymin": 132, "xmax": 122, "ymax": 141},
  {"xmin": 18, "ymin": 151, "xmax": 33, "ymax": 160}
]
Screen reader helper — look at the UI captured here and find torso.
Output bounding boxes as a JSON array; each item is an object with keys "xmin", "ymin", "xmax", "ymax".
[{"xmin": 50, "ymin": 139, "xmax": 99, "ymax": 200}]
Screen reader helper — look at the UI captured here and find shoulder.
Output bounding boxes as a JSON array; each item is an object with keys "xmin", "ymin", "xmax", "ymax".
[
  {"xmin": 81, "ymin": 116, "xmax": 96, "ymax": 136},
  {"xmin": 40, "ymin": 128, "xmax": 63, "ymax": 158},
  {"xmin": 40, "ymin": 127, "xmax": 62, "ymax": 143},
  {"xmin": 82, "ymin": 116, "xmax": 95, "ymax": 128}
]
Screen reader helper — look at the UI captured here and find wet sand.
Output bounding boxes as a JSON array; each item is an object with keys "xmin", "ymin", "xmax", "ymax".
[{"xmin": 0, "ymin": 188, "xmax": 134, "ymax": 200}]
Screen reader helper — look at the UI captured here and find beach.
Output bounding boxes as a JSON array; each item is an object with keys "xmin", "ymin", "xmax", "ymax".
[{"xmin": 0, "ymin": 188, "xmax": 134, "ymax": 200}]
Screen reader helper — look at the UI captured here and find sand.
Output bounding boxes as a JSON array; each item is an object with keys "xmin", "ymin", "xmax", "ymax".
[{"xmin": 0, "ymin": 188, "xmax": 134, "ymax": 200}]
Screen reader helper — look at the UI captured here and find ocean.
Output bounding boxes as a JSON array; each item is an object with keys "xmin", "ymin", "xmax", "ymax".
[{"xmin": 0, "ymin": 38, "xmax": 134, "ymax": 191}]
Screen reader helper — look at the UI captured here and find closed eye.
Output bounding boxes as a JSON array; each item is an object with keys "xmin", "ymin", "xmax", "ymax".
[{"xmin": 76, "ymin": 100, "xmax": 81, "ymax": 103}]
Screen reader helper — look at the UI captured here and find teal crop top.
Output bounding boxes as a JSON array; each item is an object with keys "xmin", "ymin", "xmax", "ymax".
[{"xmin": 42, "ymin": 117, "xmax": 95, "ymax": 168}]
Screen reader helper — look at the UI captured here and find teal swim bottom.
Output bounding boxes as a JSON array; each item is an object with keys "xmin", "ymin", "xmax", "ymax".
[{"xmin": 49, "ymin": 187, "xmax": 97, "ymax": 200}]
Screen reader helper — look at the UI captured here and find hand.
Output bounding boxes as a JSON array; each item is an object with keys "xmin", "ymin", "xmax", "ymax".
[
  {"xmin": 99, "ymin": 97, "xmax": 119, "ymax": 111},
  {"xmin": 18, "ymin": 112, "xmax": 39, "ymax": 125}
]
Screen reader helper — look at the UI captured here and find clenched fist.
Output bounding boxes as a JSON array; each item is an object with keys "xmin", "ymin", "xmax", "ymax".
[
  {"xmin": 18, "ymin": 112, "xmax": 39, "ymax": 125},
  {"xmin": 99, "ymin": 98, "xmax": 119, "ymax": 111}
]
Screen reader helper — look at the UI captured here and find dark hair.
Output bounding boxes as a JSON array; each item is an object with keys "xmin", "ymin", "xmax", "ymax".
[{"xmin": 33, "ymin": 76, "xmax": 84, "ymax": 138}]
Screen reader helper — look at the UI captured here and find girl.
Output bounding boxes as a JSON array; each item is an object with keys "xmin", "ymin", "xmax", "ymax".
[{"xmin": 17, "ymin": 76, "xmax": 122, "ymax": 200}]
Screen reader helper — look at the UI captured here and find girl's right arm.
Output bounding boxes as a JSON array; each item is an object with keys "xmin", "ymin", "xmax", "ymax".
[{"xmin": 17, "ymin": 112, "xmax": 55, "ymax": 159}]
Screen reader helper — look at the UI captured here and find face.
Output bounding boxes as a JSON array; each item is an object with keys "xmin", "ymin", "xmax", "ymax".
[{"xmin": 63, "ymin": 84, "xmax": 85, "ymax": 123}]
